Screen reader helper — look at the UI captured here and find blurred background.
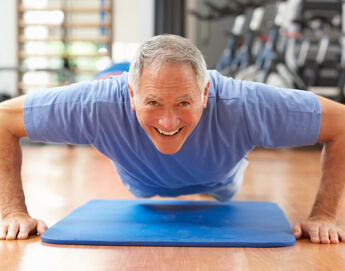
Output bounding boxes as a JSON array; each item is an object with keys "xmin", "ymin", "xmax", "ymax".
[{"xmin": 1, "ymin": 0, "xmax": 344, "ymax": 103}]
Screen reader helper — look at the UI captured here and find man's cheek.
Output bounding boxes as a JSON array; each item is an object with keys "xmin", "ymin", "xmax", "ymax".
[{"xmin": 136, "ymin": 110, "xmax": 155, "ymax": 125}]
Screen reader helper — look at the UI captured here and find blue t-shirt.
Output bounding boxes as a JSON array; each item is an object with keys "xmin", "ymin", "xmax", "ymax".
[{"xmin": 23, "ymin": 71, "xmax": 321, "ymax": 196}]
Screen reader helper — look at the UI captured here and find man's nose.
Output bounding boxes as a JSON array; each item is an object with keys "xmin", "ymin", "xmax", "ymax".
[{"xmin": 158, "ymin": 108, "xmax": 180, "ymax": 130}]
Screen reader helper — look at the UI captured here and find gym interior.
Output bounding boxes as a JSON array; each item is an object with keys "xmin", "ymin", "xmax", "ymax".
[{"xmin": 0, "ymin": 0, "xmax": 344, "ymax": 270}]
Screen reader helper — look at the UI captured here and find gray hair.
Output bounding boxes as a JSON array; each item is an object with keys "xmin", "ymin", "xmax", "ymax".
[{"xmin": 128, "ymin": 34, "xmax": 209, "ymax": 95}]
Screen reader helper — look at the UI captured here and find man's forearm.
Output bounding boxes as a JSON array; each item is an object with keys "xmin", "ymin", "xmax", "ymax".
[
  {"xmin": 0, "ymin": 96, "xmax": 47, "ymax": 240},
  {"xmin": 292, "ymin": 95, "xmax": 345, "ymax": 243},
  {"xmin": 0, "ymin": 130, "xmax": 28, "ymax": 219},
  {"xmin": 309, "ymin": 138, "xmax": 345, "ymax": 221},
  {"xmin": 0, "ymin": 98, "xmax": 28, "ymax": 220}
]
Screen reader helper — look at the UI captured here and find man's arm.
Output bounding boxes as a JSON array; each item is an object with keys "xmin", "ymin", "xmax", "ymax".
[
  {"xmin": 0, "ymin": 96, "xmax": 47, "ymax": 240},
  {"xmin": 292, "ymin": 95, "xmax": 345, "ymax": 243}
]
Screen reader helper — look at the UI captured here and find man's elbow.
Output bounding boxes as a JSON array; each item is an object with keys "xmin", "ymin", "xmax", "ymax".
[
  {"xmin": 0, "ymin": 96, "xmax": 28, "ymax": 138},
  {"xmin": 317, "ymin": 96, "xmax": 345, "ymax": 143}
]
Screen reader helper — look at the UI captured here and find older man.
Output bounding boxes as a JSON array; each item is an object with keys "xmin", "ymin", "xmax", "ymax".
[{"xmin": 0, "ymin": 35, "xmax": 344, "ymax": 243}]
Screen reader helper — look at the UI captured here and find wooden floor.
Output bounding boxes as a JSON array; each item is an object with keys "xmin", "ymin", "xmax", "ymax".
[{"xmin": 1, "ymin": 145, "xmax": 344, "ymax": 271}]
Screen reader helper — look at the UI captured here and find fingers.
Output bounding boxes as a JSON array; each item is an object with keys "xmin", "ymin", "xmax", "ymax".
[
  {"xmin": 36, "ymin": 220, "xmax": 48, "ymax": 235},
  {"xmin": 291, "ymin": 222, "xmax": 303, "ymax": 239},
  {"xmin": 296, "ymin": 220, "xmax": 345, "ymax": 244},
  {"xmin": 313, "ymin": 226, "xmax": 345, "ymax": 244},
  {"xmin": 0, "ymin": 221, "xmax": 28, "ymax": 240},
  {"xmin": 307, "ymin": 223, "xmax": 322, "ymax": 243},
  {"xmin": 339, "ymin": 230, "xmax": 345, "ymax": 242},
  {"xmin": 328, "ymin": 227, "xmax": 339, "ymax": 244},
  {"xmin": 17, "ymin": 222, "xmax": 33, "ymax": 240},
  {"xmin": 0, "ymin": 224, "xmax": 9, "ymax": 240},
  {"xmin": 0, "ymin": 217, "xmax": 48, "ymax": 240},
  {"xmin": 318, "ymin": 226, "xmax": 330, "ymax": 244},
  {"xmin": 6, "ymin": 222, "xmax": 20, "ymax": 240}
]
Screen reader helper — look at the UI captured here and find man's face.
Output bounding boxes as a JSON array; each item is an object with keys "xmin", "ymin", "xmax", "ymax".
[{"xmin": 128, "ymin": 64, "xmax": 209, "ymax": 155}]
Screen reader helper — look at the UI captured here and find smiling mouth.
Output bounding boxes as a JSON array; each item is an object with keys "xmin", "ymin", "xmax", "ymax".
[{"xmin": 156, "ymin": 127, "xmax": 181, "ymax": 136}]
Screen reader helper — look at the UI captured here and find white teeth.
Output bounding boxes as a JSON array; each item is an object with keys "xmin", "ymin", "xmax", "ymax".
[{"xmin": 157, "ymin": 128, "xmax": 180, "ymax": 136}]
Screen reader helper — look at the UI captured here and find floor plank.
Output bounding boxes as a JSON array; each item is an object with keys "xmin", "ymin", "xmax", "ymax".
[{"xmin": 1, "ymin": 145, "xmax": 344, "ymax": 271}]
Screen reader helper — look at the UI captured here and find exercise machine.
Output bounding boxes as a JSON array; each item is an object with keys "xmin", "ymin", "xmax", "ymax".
[
  {"xmin": 223, "ymin": 6, "xmax": 266, "ymax": 76},
  {"xmin": 235, "ymin": 1, "xmax": 289, "ymax": 87},
  {"xmin": 216, "ymin": 14, "xmax": 246, "ymax": 71}
]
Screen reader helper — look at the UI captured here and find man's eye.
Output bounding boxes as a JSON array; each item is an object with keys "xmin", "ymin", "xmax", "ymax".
[
  {"xmin": 179, "ymin": 101, "xmax": 190, "ymax": 106},
  {"xmin": 148, "ymin": 101, "xmax": 159, "ymax": 106}
]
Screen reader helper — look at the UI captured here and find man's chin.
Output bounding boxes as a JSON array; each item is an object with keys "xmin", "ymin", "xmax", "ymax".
[
  {"xmin": 149, "ymin": 130, "xmax": 186, "ymax": 155},
  {"xmin": 154, "ymin": 144, "xmax": 183, "ymax": 155}
]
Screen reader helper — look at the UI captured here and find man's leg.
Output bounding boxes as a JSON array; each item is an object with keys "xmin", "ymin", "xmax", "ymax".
[
  {"xmin": 121, "ymin": 181, "xmax": 156, "ymax": 198},
  {"xmin": 208, "ymin": 158, "xmax": 249, "ymax": 202}
]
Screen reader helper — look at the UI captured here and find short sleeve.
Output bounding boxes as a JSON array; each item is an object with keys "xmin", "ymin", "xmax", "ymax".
[
  {"xmin": 240, "ymin": 81, "xmax": 321, "ymax": 148},
  {"xmin": 23, "ymin": 74, "xmax": 128, "ymax": 145},
  {"xmin": 23, "ymin": 81, "xmax": 101, "ymax": 144}
]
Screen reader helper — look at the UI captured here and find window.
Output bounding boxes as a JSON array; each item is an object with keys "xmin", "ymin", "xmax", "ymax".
[{"xmin": 17, "ymin": 0, "xmax": 113, "ymax": 94}]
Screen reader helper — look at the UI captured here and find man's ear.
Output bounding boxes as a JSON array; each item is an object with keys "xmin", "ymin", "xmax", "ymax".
[
  {"xmin": 202, "ymin": 81, "xmax": 210, "ymax": 109},
  {"xmin": 128, "ymin": 84, "xmax": 136, "ymax": 111}
]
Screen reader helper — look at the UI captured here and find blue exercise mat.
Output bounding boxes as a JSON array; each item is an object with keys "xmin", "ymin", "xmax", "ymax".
[{"xmin": 41, "ymin": 200, "xmax": 295, "ymax": 247}]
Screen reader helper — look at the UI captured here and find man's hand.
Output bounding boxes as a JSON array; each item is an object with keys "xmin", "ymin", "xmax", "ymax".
[
  {"xmin": 297, "ymin": 96, "xmax": 345, "ymax": 245},
  {"xmin": 0, "ymin": 212, "xmax": 47, "ymax": 240},
  {"xmin": 0, "ymin": 96, "xmax": 45, "ymax": 241},
  {"xmin": 292, "ymin": 216, "xmax": 345, "ymax": 244}
]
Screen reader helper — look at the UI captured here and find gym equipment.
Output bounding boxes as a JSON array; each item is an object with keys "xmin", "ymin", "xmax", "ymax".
[
  {"xmin": 215, "ymin": 14, "xmax": 246, "ymax": 71},
  {"xmin": 287, "ymin": 0, "xmax": 345, "ymax": 101},
  {"xmin": 0, "ymin": 94, "xmax": 11, "ymax": 103},
  {"xmin": 338, "ymin": 0, "xmax": 345, "ymax": 102},
  {"xmin": 192, "ymin": 0, "xmax": 344, "ymax": 101},
  {"xmin": 189, "ymin": 0, "xmax": 268, "ymax": 21},
  {"xmin": 223, "ymin": 6, "xmax": 266, "ymax": 75},
  {"xmin": 235, "ymin": 1, "xmax": 289, "ymax": 86},
  {"xmin": 307, "ymin": 35, "xmax": 330, "ymax": 87},
  {"xmin": 296, "ymin": 0, "xmax": 345, "ymax": 102},
  {"xmin": 41, "ymin": 200, "xmax": 296, "ymax": 247},
  {"xmin": 295, "ymin": 34, "xmax": 310, "ymax": 77},
  {"xmin": 269, "ymin": 28, "xmax": 308, "ymax": 90},
  {"xmin": 189, "ymin": 1, "xmax": 242, "ymax": 21}
]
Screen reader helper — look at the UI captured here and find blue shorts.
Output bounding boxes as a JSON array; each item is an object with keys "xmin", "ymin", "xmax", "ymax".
[
  {"xmin": 123, "ymin": 158, "xmax": 249, "ymax": 202},
  {"xmin": 207, "ymin": 158, "xmax": 248, "ymax": 201}
]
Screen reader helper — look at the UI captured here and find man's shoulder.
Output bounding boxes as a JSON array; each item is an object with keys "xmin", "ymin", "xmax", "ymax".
[
  {"xmin": 207, "ymin": 70, "xmax": 243, "ymax": 101},
  {"xmin": 94, "ymin": 72, "xmax": 130, "ymax": 104}
]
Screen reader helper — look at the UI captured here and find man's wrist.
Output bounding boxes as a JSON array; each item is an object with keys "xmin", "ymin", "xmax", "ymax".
[
  {"xmin": 309, "ymin": 203, "xmax": 338, "ymax": 223},
  {"xmin": 1, "ymin": 205, "xmax": 28, "ymax": 220}
]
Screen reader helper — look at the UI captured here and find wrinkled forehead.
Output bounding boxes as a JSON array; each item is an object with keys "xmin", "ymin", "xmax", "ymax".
[
  {"xmin": 141, "ymin": 61, "xmax": 196, "ymax": 77},
  {"xmin": 139, "ymin": 63, "xmax": 198, "ymax": 88},
  {"xmin": 136, "ymin": 64, "xmax": 201, "ymax": 99}
]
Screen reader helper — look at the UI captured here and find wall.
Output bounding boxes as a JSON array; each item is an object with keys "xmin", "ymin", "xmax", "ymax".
[
  {"xmin": 112, "ymin": 0, "xmax": 154, "ymax": 63},
  {"xmin": 185, "ymin": 0, "xmax": 235, "ymax": 69},
  {"xmin": 0, "ymin": 1, "xmax": 17, "ymax": 97},
  {"xmin": 185, "ymin": 0, "xmax": 299, "ymax": 70},
  {"xmin": 0, "ymin": 0, "xmax": 155, "ymax": 97}
]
